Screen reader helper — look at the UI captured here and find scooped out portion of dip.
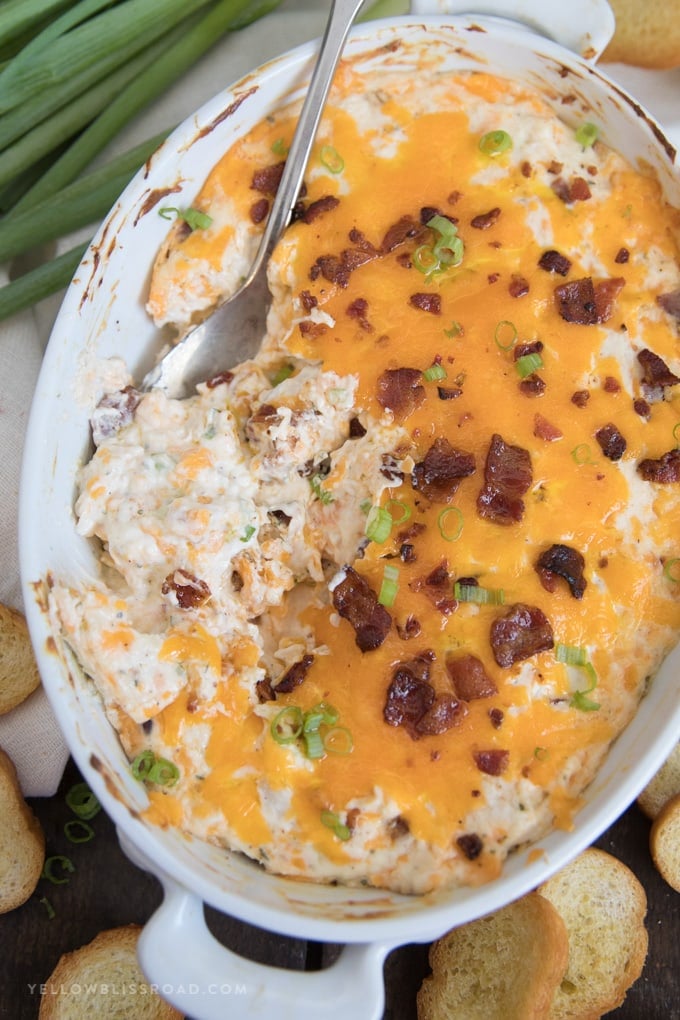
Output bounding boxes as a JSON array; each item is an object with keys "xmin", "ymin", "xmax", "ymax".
[{"xmin": 53, "ymin": 52, "xmax": 680, "ymax": 894}]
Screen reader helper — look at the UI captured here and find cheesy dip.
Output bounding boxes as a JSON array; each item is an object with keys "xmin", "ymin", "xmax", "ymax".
[{"xmin": 53, "ymin": 55, "xmax": 680, "ymax": 894}]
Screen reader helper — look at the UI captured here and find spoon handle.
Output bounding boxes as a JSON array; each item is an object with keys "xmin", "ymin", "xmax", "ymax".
[{"xmin": 243, "ymin": 0, "xmax": 366, "ymax": 285}]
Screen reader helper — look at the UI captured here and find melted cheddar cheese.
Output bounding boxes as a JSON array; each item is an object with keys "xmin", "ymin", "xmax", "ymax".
[{"xmin": 54, "ymin": 57, "xmax": 680, "ymax": 894}]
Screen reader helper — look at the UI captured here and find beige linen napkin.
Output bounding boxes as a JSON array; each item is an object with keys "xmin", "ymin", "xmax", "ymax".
[{"xmin": 0, "ymin": 0, "xmax": 678, "ymax": 798}]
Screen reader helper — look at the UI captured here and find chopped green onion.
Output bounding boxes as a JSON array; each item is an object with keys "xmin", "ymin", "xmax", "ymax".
[
  {"xmin": 131, "ymin": 750, "xmax": 179, "ymax": 786},
  {"xmin": 575, "ymin": 121, "xmax": 599, "ymax": 148},
  {"xmin": 147, "ymin": 757, "xmax": 180, "ymax": 786},
  {"xmin": 534, "ymin": 746, "xmax": 549, "ymax": 761},
  {"xmin": 378, "ymin": 564, "xmax": 400, "ymax": 608},
  {"xmin": 42, "ymin": 855, "xmax": 75, "ymax": 885},
  {"xmin": 303, "ymin": 729, "xmax": 325, "ymax": 760},
  {"xmin": 40, "ymin": 896, "xmax": 56, "ymax": 920},
  {"xmin": 479, "ymin": 129, "xmax": 512, "ymax": 156},
  {"xmin": 384, "ymin": 499, "xmax": 411, "ymax": 526},
  {"xmin": 271, "ymin": 137, "xmax": 287, "ymax": 156},
  {"xmin": 438, "ymin": 507, "xmax": 464, "ymax": 542},
  {"xmin": 240, "ymin": 524, "xmax": 256, "ymax": 543},
  {"xmin": 303, "ymin": 702, "xmax": 340, "ymax": 731},
  {"xmin": 494, "ymin": 320, "xmax": 517, "ymax": 350},
  {"xmin": 159, "ymin": 205, "xmax": 212, "ymax": 230},
  {"xmin": 323, "ymin": 726, "xmax": 354, "ymax": 756},
  {"xmin": 454, "ymin": 582, "xmax": 505, "ymax": 605},
  {"xmin": 64, "ymin": 819, "xmax": 95, "ymax": 844},
  {"xmin": 270, "ymin": 706, "xmax": 304, "ymax": 744},
  {"xmin": 320, "ymin": 809, "xmax": 351, "ymax": 841},
  {"xmin": 428, "ymin": 214, "xmax": 464, "ymax": 268},
  {"xmin": 359, "ymin": 498, "xmax": 372, "ymax": 515},
  {"xmin": 310, "ymin": 475, "xmax": 333, "ymax": 504},
  {"xmin": 65, "ymin": 781, "xmax": 101, "ymax": 820},
  {"xmin": 444, "ymin": 320, "xmax": 463, "ymax": 337},
  {"xmin": 365, "ymin": 504, "xmax": 393, "ymax": 543},
  {"xmin": 515, "ymin": 352, "xmax": 544, "ymax": 378},
  {"xmin": 271, "ymin": 364, "xmax": 294, "ymax": 386},
  {"xmin": 570, "ymin": 662, "xmax": 600, "ymax": 712},
  {"xmin": 130, "ymin": 749, "xmax": 155, "ymax": 781},
  {"xmin": 320, "ymin": 144, "xmax": 344, "ymax": 173},
  {"xmin": 571, "ymin": 443, "xmax": 594, "ymax": 465},
  {"xmin": 423, "ymin": 363, "xmax": 447, "ymax": 382},
  {"xmin": 555, "ymin": 642, "xmax": 588, "ymax": 667},
  {"xmin": 413, "ymin": 243, "xmax": 440, "ymax": 276},
  {"xmin": 663, "ymin": 558, "xmax": 680, "ymax": 583}
]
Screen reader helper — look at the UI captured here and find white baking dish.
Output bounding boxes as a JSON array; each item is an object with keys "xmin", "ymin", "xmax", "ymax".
[{"xmin": 19, "ymin": 2, "xmax": 680, "ymax": 1017}]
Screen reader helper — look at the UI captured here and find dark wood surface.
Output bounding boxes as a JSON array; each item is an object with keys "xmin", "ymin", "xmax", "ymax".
[{"xmin": 1, "ymin": 756, "xmax": 678, "ymax": 1019}]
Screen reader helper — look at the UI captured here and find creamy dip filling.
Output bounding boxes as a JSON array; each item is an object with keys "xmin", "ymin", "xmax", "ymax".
[{"xmin": 53, "ymin": 58, "xmax": 680, "ymax": 894}]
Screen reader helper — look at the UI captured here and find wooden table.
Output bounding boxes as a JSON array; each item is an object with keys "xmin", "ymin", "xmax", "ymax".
[{"xmin": 0, "ymin": 756, "xmax": 677, "ymax": 1019}]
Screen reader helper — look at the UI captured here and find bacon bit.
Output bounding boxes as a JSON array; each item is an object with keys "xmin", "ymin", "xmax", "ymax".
[
  {"xmin": 457, "ymin": 833, "xmax": 483, "ymax": 860},
  {"xmin": 309, "ymin": 246, "xmax": 377, "ymax": 288},
  {"xmin": 519, "ymin": 375, "xmax": 546, "ymax": 397},
  {"xmin": 387, "ymin": 815, "xmax": 410, "ymax": 839},
  {"xmin": 346, "ymin": 296, "xmax": 373, "ymax": 332},
  {"xmin": 269, "ymin": 509, "xmax": 292, "ymax": 527},
  {"xmin": 487, "ymin": 273, "xmax": 499, "ymax": 284},
  {"xmin": 514, "ymin": 340, "xmax": 543, "ymax": 360},
  {"xmin": 410, "ymin": 292, "xmax": 442, "ymax": 315},
  {"xmin": 595, "ymin": 422, "xmax": 627, "ymax": 461},
  {"xmin": 447, "ymin": 190, "xmax": 463, "ymax": 205},
  {"xmin": 397, "ymin": 614, "xmax": 422, "ymax": 640},
  {"xmin": 535, "ymin": 544, "xmax": 587, "ymax": 599},
  {"xmin": 490, "ymin": 603, "xmax": 554, "ymax": 668},
  {"xmin": 348, "ymin": 416, "xmax": 367, "ymax": 438},
  {"xmin": 377, "ymin": 367, "xmax": 426, "ymax": 420},
  {"xmin": 298, "ymin": 320, "xmax": 328, "ymax": 339},
  {"xmin": 488, "ymin": 707, "xmax": 504, "ymax": 729},
  {"xmin": 533, "ymin": 413, "xmax": 563, "ymax": 442},
  {"xmin": 161, "ymin": 569, "xmax": 211, "ymax": 609},
  {"xmin": 409, "ymin": 559, "xmax": 457, "ymax": 616},
  {"xmin": 396, "ymin": 252, "xmax": 412, "ymax": 269},
  {"xmin": 554, "ymin": 276, "xmax": 625, "ymax": 325},
  {"xmin": 274, "ymin": 653, "xmax": 315, "ymax": 694},
  {"xmin": 297, "ymin": 292, "xmax": 318, "ymax": 318},
  {"xmin": 205, "ymin": 371, "xmax": 234, "ymax": 389},
  {"xmin": 91, "ymin": 386, "xmax": 142, "ymax": 445},
  {"xmin": 521, "ymin": 160, "xmax": 532, "ymax": 178},
  {"xmin": 602, "ymin": 375, "xmax": 621, "ymax": 393},
  {"xmin": 251, "ymin": 161, "xmax": 285, "ymax": 195},
  {"xmin": 412, "ymin": 437, "xmax": 476, "ymax": 503},
  {"xmin": 332, "ymin": 566, "xmax": 391, "ymax": 652},
  {"xmin": 381, "ymin": 453, "xmax": 404, "ymax": 483},
  {"xmin": 398, "ymin": 521, "xmax": 426, "ymax": 543},
  {"xmin": 470, "ymin": 207, "xmax": 501, "ymax": 230},
  {"xmin": 633, "ymin": 397, "xmax": 651, "ymax": 419},
  {"xmin": 384, "ymin": 656, "xmax": 466, "ymax": 739},
  {"xmin": 551, "ymin": 175, "xmax": 591, "ymax": 203},
  {"xmin": 547, "ymin": 160, "xmax": 563, "ymax": 174},
  {"xmin": 474, "ymin": 749, "xmax": 509, "ymax": 776},
  {"xmin": 437, "ymin": 385, "xmax": 463, "ymax": 400},
  {"xmin": 614, "ymin": 247, "xmax": 630, "ymax": 264},
  {"xmin": 249, "ymin": 198, "xmax": 269, "ymax": 224},
  {"xmin": 446, "ymin": 654, "xmax": 497, "ymax": 700},
  {"xmin": 255, "ymin": 677, "xmax": 275, "ymax": 703},
  {"xmin": 637, "ymin": 348, "xmax": 680, "ymax": 388},
  {"xmin": 571, "ymin": 389, "xmax": 590, "ymax": 408},
  {"xmin": 400, "ymin": 543, "xmax": 416, "ymax": 563},
  {"xmin": 637, "ymin": 449, "xmax": 680, "ymax": 483},
  {"xmin": 381, "ymin": 215, "xmax": 424, "ymax": 253},
  {"xmin": 657, "ymin": 288, "xmax": 680, "ymax": 319},
  {"xmin": 538, "ymin": 249, "xmax": 572, "ymax": 276},
  {"xmin": 299, "ymin": 194, "xmax": 340, "ymax": 224},
  {"xmin": 508, "ymin": 274, "xmax": 530, "ymax": 298},
  {"xmin": 477, "ymin": 433, "xmax": 532, "ymax": 526}
]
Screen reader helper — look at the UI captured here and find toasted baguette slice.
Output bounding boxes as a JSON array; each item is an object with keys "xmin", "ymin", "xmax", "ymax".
[
  {"xmin": 0, "ymin": 602, "xmax": 41, "ymax": 714},
  {"xmin": 637, "ymin": 742, "xmax": 680, "ymax": 819},
  {"xmin": 602, "ymin": 0, "xmax": 680, "ymax": 68},
  {"xmin": 416, "ymin": 891, "xmax": 569, "ymax": 1020},
  {"xmin": 650, "ymin": 792, "xmax": 680, "ymax": 893},
  {"xmin": 38, "ymin": 925, "xmax": 183, "ymax": 1019},
  {"xmin": 538, "ymin": 848, "xmax": 648, "ymax": 1020},
  {"xmin": 0, "ymin": 745, "xmax": 44, "ymax": 912}
]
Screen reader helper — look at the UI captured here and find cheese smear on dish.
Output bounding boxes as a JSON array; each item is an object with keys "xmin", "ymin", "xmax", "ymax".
[{"xmin": 53, "ymin": 54, "xmax": 680, "ymax": 894}]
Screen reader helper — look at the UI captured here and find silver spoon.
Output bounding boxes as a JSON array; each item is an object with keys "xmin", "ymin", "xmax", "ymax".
[{"xmin": 142, "ymin": 0, "xmax": 366, "ymax": 399}]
